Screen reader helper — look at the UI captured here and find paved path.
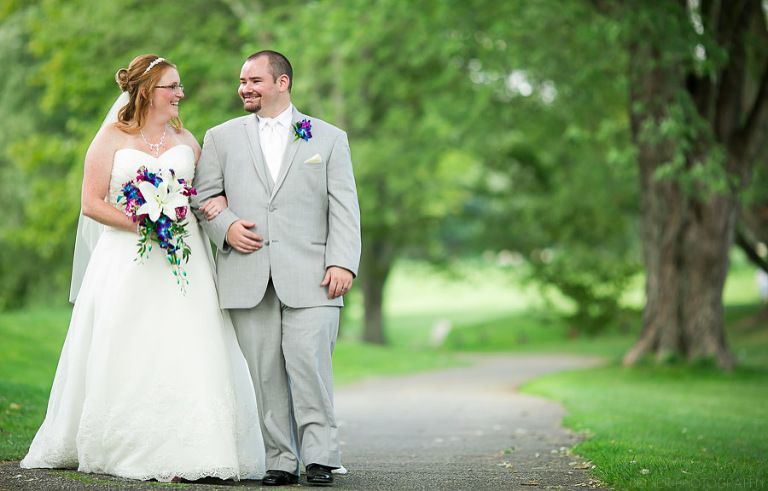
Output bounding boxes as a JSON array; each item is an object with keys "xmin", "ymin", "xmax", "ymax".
[{"xmin": 1, "ymin": 353, "xmax": 604, "ymax": 490}]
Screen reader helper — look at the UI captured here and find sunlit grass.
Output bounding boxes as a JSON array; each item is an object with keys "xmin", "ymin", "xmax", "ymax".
[
  {"xmin": 341, "ymin": 259, "xmax": 568, "ymax": 348},
  {"xmin": 332, "ymin": 342, "xmax": 464, "ymax": 386},
  {"xmin": 518, "ymin": 251, "xmax": 768, "ymax": 490},
  {"xmin": 0, "ymin": 380, "xmax": 48, "ymax": 459},
  {"xmin": 523, "ymin": 363, "xmax": 768, "ymax": 490},
  {"xmin": 0, "ymin": 308, "xmax": 70, "ymax": 387}
]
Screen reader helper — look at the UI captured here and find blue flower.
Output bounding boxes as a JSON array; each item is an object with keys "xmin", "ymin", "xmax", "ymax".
[{"xmin": 293, "ymin": 119, "xmax": 312, "ymax": 142}]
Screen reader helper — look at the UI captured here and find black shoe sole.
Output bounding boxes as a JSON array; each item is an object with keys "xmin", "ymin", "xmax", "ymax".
[
  {"xmin": 307, "ymin": 479, "xmax": 333, "ymax": 486},
  {"xmin": 263, "ymin": 478, "xmax": 299, "ymax": 486},
  {"xmin": 262, "ymin": 472, "xmax": 299, "ymax": 486}
]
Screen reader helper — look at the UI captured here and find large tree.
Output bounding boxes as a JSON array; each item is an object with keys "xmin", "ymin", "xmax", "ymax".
[{"xmin": 607, "ymin": 1, "xmax": 768, "ymax": 368}]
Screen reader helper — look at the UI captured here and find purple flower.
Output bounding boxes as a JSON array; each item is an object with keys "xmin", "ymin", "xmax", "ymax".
[{"xmin": 293, "ymin": 119, "xmax": 312, "ymax": 142}]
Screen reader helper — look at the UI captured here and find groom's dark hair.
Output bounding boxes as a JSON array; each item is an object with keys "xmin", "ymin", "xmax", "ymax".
[{"xmin": 248, "ymin": 50, "xmax": 293, "ymax": 93}]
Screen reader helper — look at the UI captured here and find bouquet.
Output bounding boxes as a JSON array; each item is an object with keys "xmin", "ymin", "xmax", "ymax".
[{"xmin": 118, "ymin": 166, "xmax": 197, "ymax": 293}]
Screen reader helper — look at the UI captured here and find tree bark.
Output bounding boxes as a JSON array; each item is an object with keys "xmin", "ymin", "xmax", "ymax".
[
  {"xmin": 622, "ymin": 0, "xmax": 768, "ymax": 369},
  {"xmin": 358, "ymin": 239, "xmax": 395, "ymax": 344}
]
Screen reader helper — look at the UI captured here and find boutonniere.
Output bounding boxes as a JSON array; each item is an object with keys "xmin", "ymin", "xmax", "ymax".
[{"xmin": 293, "ymin": 119, "xmax": 312, "ymax": 142}]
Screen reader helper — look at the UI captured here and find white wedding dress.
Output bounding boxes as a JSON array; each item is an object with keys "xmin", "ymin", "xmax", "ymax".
[{"xmin": 21, "ymin": 145, "xmax": 265, "ymax": 482}]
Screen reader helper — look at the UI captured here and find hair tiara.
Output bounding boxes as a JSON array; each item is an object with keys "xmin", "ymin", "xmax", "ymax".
[{"xmin": 144, "ymin": 57, "xmax": 165, "ymax": 74}]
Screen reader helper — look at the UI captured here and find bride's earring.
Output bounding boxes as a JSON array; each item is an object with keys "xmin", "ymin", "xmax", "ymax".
[{"xmin": 150, "ymin": 99, "xmax": 153, "ymax": 107}]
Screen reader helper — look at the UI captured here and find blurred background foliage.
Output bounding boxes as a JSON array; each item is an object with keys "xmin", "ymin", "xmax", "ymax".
[{"xmin": 1, "ymin": 0, "xmax": 764, "ymax": 351}]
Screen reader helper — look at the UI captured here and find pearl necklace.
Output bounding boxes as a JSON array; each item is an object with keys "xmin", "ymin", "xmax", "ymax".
[{"xmin": 139, "ymin": 127, "xmax": 167, "ymax": 157}]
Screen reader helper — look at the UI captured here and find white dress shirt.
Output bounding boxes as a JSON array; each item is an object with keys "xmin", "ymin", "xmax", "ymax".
[{"xmin": 258, "ymin": 105, "xmax": 293, "ymax": 181}]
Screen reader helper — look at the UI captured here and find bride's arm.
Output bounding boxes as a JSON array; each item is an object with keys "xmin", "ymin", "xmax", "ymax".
[
  {"xmin": 201, "ymin": 195, "xmax": 228, "ymax": 221},
  {"xmin": 81, "ymin": 127, "xmax": 139, "ymax": 233},
  {"xmin": 184, "ymin": 128, "xmax": 228, "ymax": 222}
]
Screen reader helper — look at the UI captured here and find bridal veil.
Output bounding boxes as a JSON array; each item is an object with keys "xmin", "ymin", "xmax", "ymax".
[{"xmin": 69, "ymin": 91, "xmax": 129, "ymax": 302}]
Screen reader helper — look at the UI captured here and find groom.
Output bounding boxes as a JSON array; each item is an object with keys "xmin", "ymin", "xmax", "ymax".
[{"xmin": 192, "ymin": 50, "xmax": 361, "ymax": 486}]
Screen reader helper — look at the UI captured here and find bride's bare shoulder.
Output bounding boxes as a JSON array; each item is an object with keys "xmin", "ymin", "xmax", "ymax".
[
  {"xmin": 86, "ymin": 125, "xmax": 131, "ymax": 162},
  {"xmin": 180, "ymin": 128, "xmax": 201, "ymax": 158},
  {"xmin": 93, "ymin": 124, "xmax": 132, "ymax": 146}
]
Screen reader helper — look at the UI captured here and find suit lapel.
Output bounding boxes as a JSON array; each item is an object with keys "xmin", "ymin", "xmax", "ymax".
[
  {"xmin": 242, "ymin": 115, "xmax": 270, "ymax": 192},
  {"xmin": 271, "ymin": 108, "xmax": 305, "ymax": 197}
]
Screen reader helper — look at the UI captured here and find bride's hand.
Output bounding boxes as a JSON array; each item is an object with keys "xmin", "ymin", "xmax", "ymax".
[{"xmin": 201, "ymin": 195, "xmax": 228, "ymax": 221}]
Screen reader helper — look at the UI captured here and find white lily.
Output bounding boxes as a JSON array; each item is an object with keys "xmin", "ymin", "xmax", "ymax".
[
  {"xmin": 136, "ymin": 177, "xmax": 188, "ymax": 222},
  {"xmin": 162, "ymin": 169, "xmax": 183, "ymax": 194}
]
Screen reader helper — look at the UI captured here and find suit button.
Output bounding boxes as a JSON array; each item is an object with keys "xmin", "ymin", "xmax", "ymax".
[{"xmin": 269, "ymin": 206, "xmax": 276, "ymax": 212}]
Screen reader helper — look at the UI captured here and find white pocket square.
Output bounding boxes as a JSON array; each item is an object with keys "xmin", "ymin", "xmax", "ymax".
[{"xmin": 304, "ymin": 154, "xmax": 323, "ymax": 164}]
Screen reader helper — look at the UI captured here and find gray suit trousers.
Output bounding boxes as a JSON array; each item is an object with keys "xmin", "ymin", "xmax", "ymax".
[{"xmin": 230, "ymin": 281, "xmax": 341, "ymax": 474}]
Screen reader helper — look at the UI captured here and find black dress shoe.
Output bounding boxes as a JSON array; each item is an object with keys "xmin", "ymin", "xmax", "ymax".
[
  {"xmin": 262, "ymin": 469, "xmax": 299, "ymax": 486},
  {"xmin": 306, "ymin": 464, "xmax": 334, "ymax": 486}
]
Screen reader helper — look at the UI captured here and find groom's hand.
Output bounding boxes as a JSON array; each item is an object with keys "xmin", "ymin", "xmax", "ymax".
[
  {"xmin": 322, "ymin": 266, "xmax": 354, "ymax": 299},
  {"xmin": 226, "ymin": 220, "xmax": 263, "ymax": 254}
]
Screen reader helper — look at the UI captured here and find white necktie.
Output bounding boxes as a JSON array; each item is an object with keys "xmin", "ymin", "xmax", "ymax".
[{"xmin": 262, "ymin": 119, "xmax": 282, "ymax": 181}]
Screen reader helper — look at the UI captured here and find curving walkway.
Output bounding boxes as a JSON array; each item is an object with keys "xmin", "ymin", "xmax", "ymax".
[{"xmin": 332, "ymin": 353, "xmax": 605, "ymax": 490}]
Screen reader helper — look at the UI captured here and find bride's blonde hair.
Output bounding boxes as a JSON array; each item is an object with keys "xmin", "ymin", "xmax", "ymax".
[{"xmin": 113, "ymin": 54, "xmax": 183, "ymax": 133}]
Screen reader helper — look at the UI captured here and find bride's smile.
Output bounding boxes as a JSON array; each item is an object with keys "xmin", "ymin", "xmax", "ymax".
[{"xmin": 152, "ymin": 69, "xmax": 184, "ymax": 116}]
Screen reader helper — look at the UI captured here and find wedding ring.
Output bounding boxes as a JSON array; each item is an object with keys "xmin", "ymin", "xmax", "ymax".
[{"xmin": 342, "ymin": 286, "xmax": 348, "ymax": 291}]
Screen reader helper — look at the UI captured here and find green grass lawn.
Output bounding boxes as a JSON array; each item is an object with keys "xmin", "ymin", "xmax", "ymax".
[
  {"xmin": 517, "ymin": 258, "xmax": 768, "ymax": 490},
  {"xmin": 0, "ymin": 380, "xmax": 49, "ymax": 460},
  {"xmin": 522, "ymin": 357, "xmax": 768, "ymax": 490},
  {"xmin": 518, "ymin": 322, "xmax": 768, "ymax": 490},
  {"xmin": 2, "ymin": 256, "xmax": 767, "ymax": 491}
]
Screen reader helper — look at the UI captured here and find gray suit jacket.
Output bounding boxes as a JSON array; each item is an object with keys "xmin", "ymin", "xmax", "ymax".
[{"xmin": 192, "ymin": 107, "xmax": 361, "ymax": 309}]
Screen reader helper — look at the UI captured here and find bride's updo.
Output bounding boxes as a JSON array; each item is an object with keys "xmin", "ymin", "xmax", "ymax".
[{"xmin": 112, "ymin": 54, "xmax": 182, "ymax": 133}]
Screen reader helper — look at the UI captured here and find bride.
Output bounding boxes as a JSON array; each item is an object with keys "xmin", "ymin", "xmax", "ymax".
[{"xmin": 20, "ymin": 55, "xmax": 264, "ymax": 482}]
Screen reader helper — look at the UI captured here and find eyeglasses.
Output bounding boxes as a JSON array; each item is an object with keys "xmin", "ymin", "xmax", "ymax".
[{"xmin": 155, "ymin": 84, "xmax": 184, "ymax": 93}]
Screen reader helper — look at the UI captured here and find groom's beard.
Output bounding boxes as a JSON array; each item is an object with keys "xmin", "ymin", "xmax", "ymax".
[
  {"xmin": 242, "ymin": 96, "xmax": 262, "ymax": 114},
  {"xmin": 244, "ymin": 103, "xmax": 261, "ymax": 113}
]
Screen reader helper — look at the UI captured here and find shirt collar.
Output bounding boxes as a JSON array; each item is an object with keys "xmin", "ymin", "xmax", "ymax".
[{"xmin": 259, "ymin": 104, "xmax": 293, "ymax": 130}]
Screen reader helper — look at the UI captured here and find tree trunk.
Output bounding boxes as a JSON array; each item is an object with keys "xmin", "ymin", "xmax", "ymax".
[
  {"xmin": 625, "ymin": 155, "xmax": 737, "ymax": 368},
  {"xmin": 621, "ymin": 0, "xmax": 768, "ymax": 369},
  {"xmin": 359, "ymin": 239, "xmax": 395, "ymax": 344},
  {"xmin": 625, "ymin": 68, "xmax": 739, "ymax": 367}
]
